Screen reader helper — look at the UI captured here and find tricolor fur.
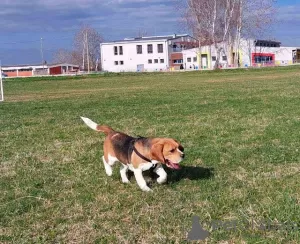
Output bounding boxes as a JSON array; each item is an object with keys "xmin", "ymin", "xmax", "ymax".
[{"xmin": 80, "ymin": 117, "xmax": 185, "ymax": 192}]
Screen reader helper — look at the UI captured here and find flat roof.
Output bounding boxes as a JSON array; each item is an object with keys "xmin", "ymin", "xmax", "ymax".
[
  {"xmin": 48, "ymin": 63, "xmax": 79, "ymax": 68},
  {"xmin": 2, "ymin": 63, "xmax": 79, "ymax": 69},
  {"xmin": 101, "ymin": 34, "xmax": 196, "ymax": 44}
]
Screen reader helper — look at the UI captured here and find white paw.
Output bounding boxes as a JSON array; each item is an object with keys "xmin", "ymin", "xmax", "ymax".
[
  {"xmin": 122, "ymin": 178, "xmax": 130, "ymax": 184},
  {"xmin": 157, "ymin": 176, "xmax": 167, "ymax": 184},
  {"xmin": 104, "ymin": 164, "xmax": 113, "ymax": 176},
  {"xmin": 141, "ymin": 185, "xmax": 153, "ymax": 192},
  {"xmin": 105, "ymin": 169, "xmax": 113, "ymax": 176}
]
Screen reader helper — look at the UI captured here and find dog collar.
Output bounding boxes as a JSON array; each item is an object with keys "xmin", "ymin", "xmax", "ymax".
[
  {"xmin": 132, "ymin": 145, "xmax": 152, "ymax": 163},
  {"xmin": 129, "ymin": 137, "xmax": 157, "ymax": 169}
]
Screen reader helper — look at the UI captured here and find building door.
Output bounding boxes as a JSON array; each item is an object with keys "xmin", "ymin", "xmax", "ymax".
[
  {"xmin": 201, "ymin": 54, "xmax": 208, "ymax": 69},
  {"xmin": 137, "ymin": 64, "xmax": 144, "ymax": 72}
]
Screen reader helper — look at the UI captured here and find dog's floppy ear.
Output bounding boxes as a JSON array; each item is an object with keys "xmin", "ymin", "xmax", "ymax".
[{"xmin": 151, "ymin": 143, "xmax": 165, "ymax": 163}]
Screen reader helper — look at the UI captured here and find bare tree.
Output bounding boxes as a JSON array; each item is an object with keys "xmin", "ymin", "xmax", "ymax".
[
  {"xmin": 53, "ymin": 49, "xmax": 82, "ymax": 66},
  {"xmin": 179, "ymin": 0, "xmax": 276, "ymax": 69},
  {"xmin": 182, "ymin": 0, "xmax": 238, "ymax": 69},
  {"xmin": 233, "ymin": 0, "xmax": 276, "ymax": 67},
  {"xmin": 137, "ymin": 28, "xmax": 148, "ymax": 38},
  {"xmin": 74, "ymin": 25, "xmax": 104, "ymax": 71}
]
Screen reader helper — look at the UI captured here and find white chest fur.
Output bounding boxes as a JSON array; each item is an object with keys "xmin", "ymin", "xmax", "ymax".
[
  {"xmin": 138, "ymin": 162, "xmax": 155, "ymax": 171},
  {"xmin": 127, "ymin": 162, "xmax": 157, "ymax": 172}
]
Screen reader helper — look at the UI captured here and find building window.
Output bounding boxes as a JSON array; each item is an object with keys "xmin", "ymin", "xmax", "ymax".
[
  {"xmin": 212, "ymin": 56, "xmax": 216, "ymax": 61},
  {"xmin": 119, "ymin": 46, "xmax": 123, "ymax": 55},
  {"xmin": 114, "ymin": 61, "xmax": 118, "ymax": 65},
  {"xmin": 193, "ymin": 57, "xmax": 197, "ymax": 62},
  {"xmin": 147, "ymin": 44, "xmax": 153, "ymax": 54},
  {"xmin": 120, "ymin": 61, "xmax": 124, "ymax": 65},
  {"xmin": 222, "ymin": 56, "xmax": 227, "ymax": 61},
  {"xmin": 114, "ymin": 46, "xmax": 118, "ymax": 55},
  {"xmin": 173, "ymin": 59, "xmax": 183, "ymax": 64},
  {"xmin": 137, "ymin": 45, "xmax": 142, "ymax": 54},
  {"xmin": 154, "ymin": 59, "xmax": 158, "ymax": 63},
  {"xmin": 148, "ymin": 59, "xmax": 152, "ymax": 64},
  {"xmin": 187, "ymin": 57, "xmax": 191, "ymax": 62},
  {"xmin": 157, "ymin": 44, "xmax": 163, "ymax": 53},
  {"xmin": 254, "ymin": 55, "xmax": 273, "ymax": 64},
  {"xmin": 160, "ymin": 59, "xmax": 164, "ymax": 63}
]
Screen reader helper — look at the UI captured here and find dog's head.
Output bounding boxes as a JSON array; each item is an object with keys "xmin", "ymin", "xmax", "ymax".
[{"xmin": 150, "ymin": 138, "xmax": 184, "ymax": 169}]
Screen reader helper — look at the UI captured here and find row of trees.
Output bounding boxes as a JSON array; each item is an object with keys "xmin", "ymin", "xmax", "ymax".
[
  {"xmin": 180, "ymin": 0, "xmax": 276, "ymax": 69},
  {"xmin": 53, "ymin": 25, "xmax": 103, "ymax": 71}
]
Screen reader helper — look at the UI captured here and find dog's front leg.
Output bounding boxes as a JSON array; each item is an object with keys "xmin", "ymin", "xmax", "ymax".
[
  {"xmin": 154, "ymin": 164, "xmax": 167, "ymax": 184},
  {"xmin": 133, "ymin": 168, "xmax": 152, "ymax": 192},
  {"xmin": 120, "ymin": 164, "xmax": 130, "ymax": 183}
]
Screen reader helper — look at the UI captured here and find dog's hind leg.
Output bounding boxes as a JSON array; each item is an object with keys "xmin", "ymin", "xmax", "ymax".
[
  {"xmin": 102, "ymin": 156, "xmax": 112, "ymax": 176},
  {"xmin": 102, "ymin": 154, "xmax": 117, "ymax": 176},
  {"xmin": 120, "ymin": 164, "xmax": 130, "ymax": 183}
]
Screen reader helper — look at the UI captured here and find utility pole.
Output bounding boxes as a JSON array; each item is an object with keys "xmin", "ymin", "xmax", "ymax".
[
  {"xmin": 0, "ymin": 60, "xmax": 4, "ymax": 102},
  {"xmin": 82, "ymin": 39, "xmax": 85, "ymax": 71},
  {"xmin": 86, "ymin": 32, "xmax": 90, "ymax": 73},
  {"xmin": 40, "ymin": 37, "xmax": 44, "ymax": 72}
]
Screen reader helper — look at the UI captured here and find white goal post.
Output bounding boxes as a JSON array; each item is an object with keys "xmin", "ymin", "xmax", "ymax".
[{"xmin": 0, "ymin": 61, "xmax": 3, "ymax": 102}]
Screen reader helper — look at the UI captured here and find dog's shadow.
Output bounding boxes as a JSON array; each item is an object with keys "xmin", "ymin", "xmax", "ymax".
[
  {"xmin": 128, "ymin": 165, "xmax": 214, "ymax": 185},
  {"xmin": 166, "ymin": 165, "xmax": 214, "ymax": 183}
]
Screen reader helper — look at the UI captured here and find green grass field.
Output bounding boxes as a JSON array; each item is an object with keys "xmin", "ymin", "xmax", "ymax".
[{"xmin": 1, "ymin": 66, "xmax": 300, "ymax": 243}]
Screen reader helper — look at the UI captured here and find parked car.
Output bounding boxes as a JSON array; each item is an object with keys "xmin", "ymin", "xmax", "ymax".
[{"xmin": 1, "ymin": 72, "xmax": 7, "ymax": 78}]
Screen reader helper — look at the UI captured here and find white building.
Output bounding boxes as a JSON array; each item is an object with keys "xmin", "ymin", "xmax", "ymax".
[
  {"xmin": 182, "ymin": 39, "xmax": 300, "ymax": 70},
  {"xmin": 100, "ymin": 34, "xmax": 198, "ymax": 72}
]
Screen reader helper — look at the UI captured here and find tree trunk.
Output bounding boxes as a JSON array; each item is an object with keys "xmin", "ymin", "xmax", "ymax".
[
  {"xmin": 198, "ymin": 39, "xmax": 203, "ymax": 69},
  {"xmin": 214, "ymin": 46, "xmax": 221, "ymax": 69}
]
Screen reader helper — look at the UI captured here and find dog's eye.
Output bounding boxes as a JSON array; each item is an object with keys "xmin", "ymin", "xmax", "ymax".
[{"xmin": 170, "ymin": 149, "xmax": 175, "ymax": 153}]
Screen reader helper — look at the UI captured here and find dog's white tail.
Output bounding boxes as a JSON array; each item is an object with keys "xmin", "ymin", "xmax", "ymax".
[
  {"xmin": 80, "ymin": 116, "xmax": 114, "ymax": 135},
  {"xmin": 81, "ymin": 117, "xmax": 98, "ymax": 131}
]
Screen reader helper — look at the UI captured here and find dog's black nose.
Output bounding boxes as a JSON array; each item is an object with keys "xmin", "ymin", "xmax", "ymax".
[{"xmin": 182, "ymin": 153, "xmax": 185, "ymax": 159}]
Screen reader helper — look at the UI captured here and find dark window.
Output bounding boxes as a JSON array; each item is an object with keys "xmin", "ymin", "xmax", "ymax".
[
  {"xmin": 147, "ymin": 44, "xmax": 153, "ymax": 54},
  {"xmin": 157, "ymin": 44, "xmax": 163, "ymax": 53},
  {"xmin": 19, "ymin": 69, "xmax": 32, "ymax": 71},
  {"xmin": 212, "ymin": 56, "xmax": 216, "ymax": 61},
  {"xmin": 173, "ymin": 59, "xmax": 183, "ymax": 64},
  {"xmin": 120, "ymin": 61, "xmax": 124, "ymax": 65},
  {"xmin": 114, "ymin": 61, "xmax": 118, "ymax": 65},
  {"xmin": 137, "ymin": 45, "xmax": 142, "ymax": 54},
  {"xmin": 160, "ymin": 59, "xmax": 164, "ymax": 63},
  {"xmin": 193, "ymin": 57, "xmax": 197, "ymax": 62},
  {"xmin": 114, "ymin": 46, "xmax": 118, "ymax": 55},
  {"xmin": 148, "ymin": 59, "xmax": 152, "ymax": 64},
  {"xmin": 222, "ymin": 56, "xmax": 227, "ymax": 61},
  {"xmin": 154, "ymin": 59, "xmax": 158, "ymax": 63},
  {"xmin": 254, "ymin": 55, "xmax": 273, "ymax": 64},
  {"xmin": 119, "ymin": 46, "xmax": 123, "ymax": 55},
  {"xmin": 187, "ymin": 57, "xmax": 191, "ymax": 62}
]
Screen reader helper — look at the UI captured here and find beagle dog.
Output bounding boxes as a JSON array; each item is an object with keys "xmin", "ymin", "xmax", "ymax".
[{"xmin": 80, "ymin": 117, "xmax": 184, "ymax": 192}]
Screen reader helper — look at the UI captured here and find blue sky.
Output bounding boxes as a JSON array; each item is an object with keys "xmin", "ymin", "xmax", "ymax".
[{"xmin": 0, "ymin": 0, "xmax": 299, "ymax": 65}]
